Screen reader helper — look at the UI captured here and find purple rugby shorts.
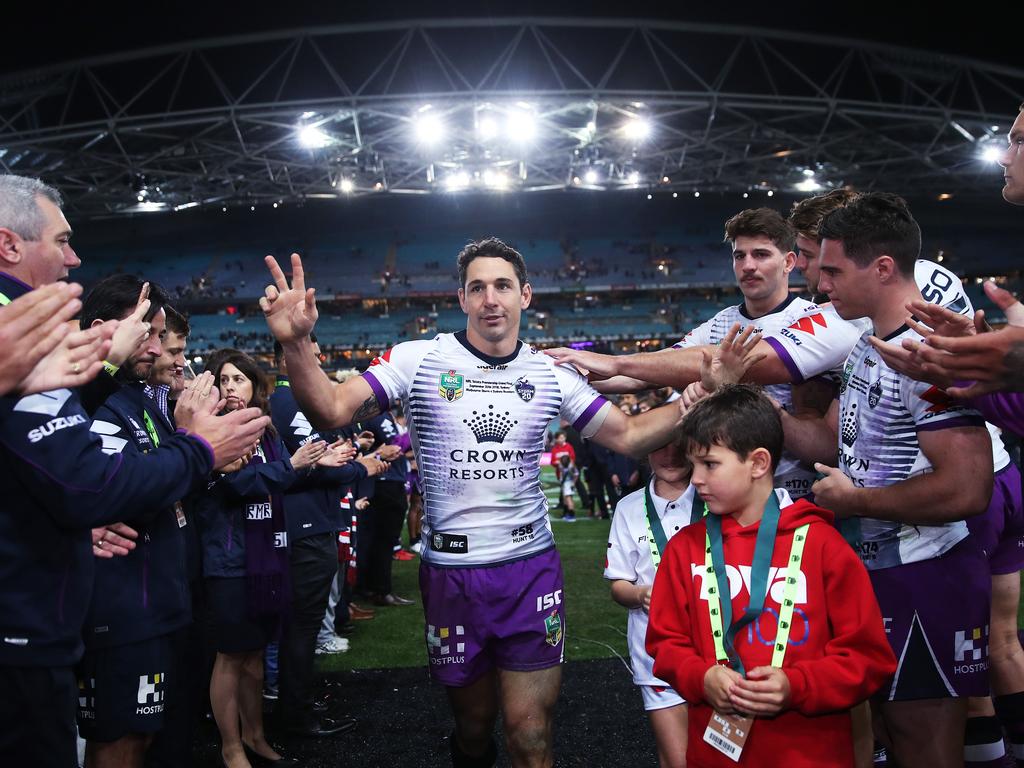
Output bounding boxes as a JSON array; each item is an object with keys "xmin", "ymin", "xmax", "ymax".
[{"xmin": 418, "ymin": 547, "xmax": 565, "ymax": 687}]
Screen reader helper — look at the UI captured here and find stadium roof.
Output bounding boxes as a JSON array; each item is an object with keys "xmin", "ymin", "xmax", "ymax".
[{"xmin": 1, "ymin": 16, "xmax": 1021, "ymax": 218}]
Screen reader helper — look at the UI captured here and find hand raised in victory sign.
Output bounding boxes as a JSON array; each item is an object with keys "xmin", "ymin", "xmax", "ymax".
[{"xmin": 261, "ymin": 253, "xmax": 318, "ymax": 343}]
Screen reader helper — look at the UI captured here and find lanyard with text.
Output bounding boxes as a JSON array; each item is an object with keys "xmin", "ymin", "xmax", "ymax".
[
  {"xmin": 704, "ymin": 493, "xmax": 782, "ymax": 678},
  {"xmin": 143, "ymin": 410, "xmax": 161, "ymax": 448},
  {"xmin": 276, "ymin": 379, "xmax": 289, "ymax": 388}
]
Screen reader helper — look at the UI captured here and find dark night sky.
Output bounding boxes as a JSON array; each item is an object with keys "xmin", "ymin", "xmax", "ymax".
[{"xmin": 6, "ymin": 1, "xmax": 1020, "ymax": 74}]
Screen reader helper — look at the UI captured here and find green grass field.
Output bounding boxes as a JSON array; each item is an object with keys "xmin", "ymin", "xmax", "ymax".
[{"xmin": 318, "ymin": 466, "xmax": 630, "ymax": 672}]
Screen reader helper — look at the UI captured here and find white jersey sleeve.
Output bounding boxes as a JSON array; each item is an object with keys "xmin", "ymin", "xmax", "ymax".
[
  {"xmin": 899, "ymin": 369, "xmax": 985, "ymax": 437},
  {"xmin": 604, "ymin": 488, "xmax": 645, "ymax": 583},
  {"xmin": 551, "ymin": 363, "xmax": 612, "ymax": 439},
  {"xmin": 763, "ymin": 303, "xmax": 864, "ymax": 383},
  {"xmin": 361, "ymin": 339, "xmax": 435, "ymax": 408}
]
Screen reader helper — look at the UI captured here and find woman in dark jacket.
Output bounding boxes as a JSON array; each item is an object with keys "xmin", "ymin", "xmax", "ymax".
[{"xmin": 200, "ymin": 351, "xmax": 325, "ymax": 768}]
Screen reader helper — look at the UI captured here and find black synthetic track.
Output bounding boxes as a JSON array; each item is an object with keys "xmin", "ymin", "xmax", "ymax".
[{"xmin": 190, "ymin": 658, "xmax": 657, "ymax": 767}]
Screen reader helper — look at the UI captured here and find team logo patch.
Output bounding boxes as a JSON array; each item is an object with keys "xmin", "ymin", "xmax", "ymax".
[
  {"xmin": 868, "ymin": 379, "xmax": 883, "ymax": 408},
  {"xmin": 788, "ymin": 313, "xmax": 828, "ymax": 336},
  {"xmin": 426, "ymin": 624, "xmax": 466, "ymax": 656},
  {"xmin": 954, "ymin": 625, "xmax": 989, "ymax": 662},
  {"xmin": 439, "ymin": 371, "xmax": 465, "ymax": 402},
  {"xmin": 544, "ymin": 609, "xmax": 563, "ymax": 647},
  {"xmin": 136, "ymin": 673, "xmax": 166, "ymax": 715},
  {"xmin": 840, "ymin": 361, "xmax": 854, "ymax": 394},
  {"xmin": 514, "ymin": 376, "xmax": 535, "ymax": 402}
]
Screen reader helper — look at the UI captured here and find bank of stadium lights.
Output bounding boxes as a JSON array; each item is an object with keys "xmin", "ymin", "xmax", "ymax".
[
  {"xmin": 339, "ymin": 178, "xmax": 354, "ymax": 194},
  {"xmin": 482, "ymin": 169, "xmax": 509, "ymax": 190},
  {"xmin": 478, "ymin": 115, "xmax": 499, "ymax": 140},
  {"xmin": 584, "ymin": 168, "xmax": 599, "ymax": 185},
  {"xmin": 444, "ymin": 171, "xmax": 470, "ymax": 191},
  {"xmin": 506, "ymin": 109, "xmax": 537, "ymax": 143}
]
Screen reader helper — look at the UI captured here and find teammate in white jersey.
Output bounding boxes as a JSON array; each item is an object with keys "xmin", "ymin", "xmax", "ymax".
[
  {"xmin": 261, "ymin": 239, "xmax": 689, "ymax": 768},
  {"xmin": 780, "ymin": 192, "xmax": 994, "ymax": 768}
]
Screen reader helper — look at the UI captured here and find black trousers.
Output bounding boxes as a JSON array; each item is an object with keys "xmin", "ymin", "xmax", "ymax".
[
  {"xmin": 0, "ymin": 664, "xmax": 78, "ymax": 768},
  {"xmin": 358, "ymin": 480, "xmax": 408, "ymax": 596},
  {"xmin": 587, "ymin": 463, "xmax": 611, "ymax": 517},
  {"xmin": 279, "ymin": 532, "xmax": 338, "ymax": 729}
]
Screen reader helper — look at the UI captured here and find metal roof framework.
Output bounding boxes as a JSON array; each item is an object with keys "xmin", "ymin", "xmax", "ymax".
[{"xmin": 0, "ymin": 17, "xmax": 1020, "ymax": 218}]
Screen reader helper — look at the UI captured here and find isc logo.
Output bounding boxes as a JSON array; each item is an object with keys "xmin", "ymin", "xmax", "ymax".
[{"xmin": 535, "ymin": 590, "xmax": 563, "ymax": 612}]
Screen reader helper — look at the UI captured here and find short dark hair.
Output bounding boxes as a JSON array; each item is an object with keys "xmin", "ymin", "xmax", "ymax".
[
  {"xmin": 817, "ymin": 191, "xmax": 920, "ymax": 273},
  {"xmin": 681, "ymin": 384, "xmax": 784, "ymax": 472},
  {"xmin": 788, "ymin": 189, "xmax": 860, "ymax": 240},
  {"xmin": 456, "ymin": 237, "xmax": 527, "ymax": 289},
  {"xmin": 81, "ymin": 274, "xmax": 168, "ymax": 328},
  {"xmin": 164, "ymin": 305, "xmax": 190, "ymax": 337},
  {"xmin": 723, "ymin": 208, "xmax": 796, "ymax": 253}
]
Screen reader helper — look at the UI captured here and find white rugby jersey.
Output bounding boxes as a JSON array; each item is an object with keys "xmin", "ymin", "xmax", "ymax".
[
  {"xmin": 604, "ymin": 480, "xmax": 697, "ymax": 687},
  {"xmin": 673, "ymin": 295, "xmax": 835, "ymax": 498},
  {"xmin": 838, "ymin": 328, "xmax": 986, "ymax": 570},
  {"xmin": 362, "ymin": 331, "xmax": 611, "ymax": 567}
]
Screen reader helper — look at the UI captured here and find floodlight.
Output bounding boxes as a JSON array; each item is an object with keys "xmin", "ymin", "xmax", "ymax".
[
  {"xmin": 767, "ymin": 190, "xmax": 775, "ymax": 197},
  {"xmin": 623, "ymin": 118, "xmax": 651, "ymax": 141},
  {"xmin": 982, "ymin": 146, "xmax": 1002, "ymax": 163},
  {"xmin": 478, "ymin": 116, "xmax": 498, "ymax": 140},
  {"xmin": 483, "ymin": 170, "xmax": 508, "ymax": 189},
  {"xmin": 802, "ymin": 168, "xmax": 815, "ymax": 177},
  {"xmin": 444, "ymin": 171, "xmax": 470, "ymax": 191},
  {"xmin": 584, "ymin": 169, "xmax": 599, "ymax": 184},
  {"xmin": 415, "ymin": 113, "xmax": 445, "ymax": 145},
  {"xmin": 299, "ymin": 125, "xmax": 331, "ymax": 149},
  {"xmin": 627, "ymin": 171, "xmax": 640, "ymax": 185},
  {"xmin": 340, "ymin": 178, "xmax": 355, "ymax": 193},
  {"xmin": 795, "ymin": 179, "xmax": 822, "ymax": 192},
  {"xmin": 693, "ymin": 191, "xmax": 700, "ymax": 198},
  {"xmin": 507, "ymin": 110, "xmax": 537, "ymax": 142}
]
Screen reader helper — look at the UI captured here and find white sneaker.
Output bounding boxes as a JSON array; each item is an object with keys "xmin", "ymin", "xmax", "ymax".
[{"xmin": 315, "ymin": 636, "xmax": 350, "ymax": 654}]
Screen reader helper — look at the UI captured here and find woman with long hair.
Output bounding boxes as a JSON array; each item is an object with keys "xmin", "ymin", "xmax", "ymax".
[{"xmin": 199, "ymin": 351, "xmax": 325, "ymax": 768}]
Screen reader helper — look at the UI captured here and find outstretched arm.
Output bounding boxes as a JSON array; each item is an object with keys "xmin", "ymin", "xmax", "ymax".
[{"xmin": 261, "ymin": 253, "xmax": 382, "ymax": 429}]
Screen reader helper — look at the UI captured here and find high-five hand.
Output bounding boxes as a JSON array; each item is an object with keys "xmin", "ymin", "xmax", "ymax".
[{"xmin": 261, "ymin": 253, "xmax": 318, "ymax": 343}]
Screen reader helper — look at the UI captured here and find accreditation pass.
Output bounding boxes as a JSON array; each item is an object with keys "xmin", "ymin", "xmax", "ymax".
[{"xmin": 703, "ymin": 711, "xmax": 753, "ymax": 762}]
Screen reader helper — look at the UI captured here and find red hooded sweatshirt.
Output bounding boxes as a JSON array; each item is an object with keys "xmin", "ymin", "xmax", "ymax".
[{"xmin": 646, "ymin": 498, "xmax": 896, "ymax": 768}]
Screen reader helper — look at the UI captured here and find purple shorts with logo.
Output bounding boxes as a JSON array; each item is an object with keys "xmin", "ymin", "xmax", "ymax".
[
  {"xmin": 967, "ymin": 463, "xmax": 1024, "ymax": 576},
  {"xmin": 870, "ymin": 536, "xmax": 991, "ymax": 701},
  {"xmin": 418, "ymin": 547, "xmax": 565, "ymax": 687}
]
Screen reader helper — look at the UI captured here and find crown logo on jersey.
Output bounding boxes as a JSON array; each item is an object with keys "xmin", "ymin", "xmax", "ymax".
[
  {"xmin": 841, "ymin": 403, "xmax": 859, "ymax": 447},
  {"xmin": 439, "ymin": 371, "xmax": 464, "ymax": 402},
  {"xmin": 464, "ymin": 404, "xmax": 518, "ymax": 443},
  {"xmin": 868, "ymin": 379, "xmax": 883, "ymax": 408}
]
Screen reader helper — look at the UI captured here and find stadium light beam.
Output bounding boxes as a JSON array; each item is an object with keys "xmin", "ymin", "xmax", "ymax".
[
  {"xmin": 623, "ymin": 118, "xmax": 651, "ymax": 141},
  {"xmin": 414, "ymin": 113, "xmax": 445, "ymax": 145},
  {"xmin": 982, "ymin": 145, "xmax": 1002, "ymax": 163},
  {"xmin": 298, "ymin": 124, "xmax": 331, "ymax": 149},
  {"xmin": 795, "ymin": 178, "xmax": 823, "ymax": 192},
  {"xmin": 506, "ymin": 110, "xmax": 537, "ymax": 143},
  {"xmin": 478, "ymin": 116, "xmax": 498, "ymax": 140}
]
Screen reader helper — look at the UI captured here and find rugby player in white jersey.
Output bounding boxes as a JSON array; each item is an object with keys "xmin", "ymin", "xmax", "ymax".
[
  {"xmin": 261, "ymin": 239, "xmax": 690, "ymax": 768},
  {"xmin": 781, "ymin": 192, "xmax": 994, "ymax": 768}
]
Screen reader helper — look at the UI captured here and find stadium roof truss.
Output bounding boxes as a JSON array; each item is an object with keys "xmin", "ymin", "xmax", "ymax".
[{"xmin": 0, "ymin": 17, "xmax": 1020, "ymax": 218}]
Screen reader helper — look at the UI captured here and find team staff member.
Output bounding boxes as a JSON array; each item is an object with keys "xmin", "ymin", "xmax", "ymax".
[
  {"xmin": 271, "ymin": 338, "xmax": 367, "ymax": 737},
  {"xmin": 262, "ymin": 240, "xmax": 689, "ymax": 768},
  {"xmin": 0, "ymin": 174, "xmax": 268, "ymax": 767},
  {"xmin": 76, "ymin": 275, "xmax": 209, "ymax": 768}
]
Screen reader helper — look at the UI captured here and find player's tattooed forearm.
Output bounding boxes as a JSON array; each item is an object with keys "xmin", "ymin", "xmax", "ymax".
[{"xmin": 353, "ymin": 395, "xmax": 382, "ymax": 422}]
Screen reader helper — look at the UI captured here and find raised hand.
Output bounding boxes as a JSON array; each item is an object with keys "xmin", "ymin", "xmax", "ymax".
[
  {"xmin": 18, "ymin": 319, "xmax": 117, "ymax": 395},
  {"xmin": 174, "ymin": 371, "xmax": 219, "ymax": 432},
  {"xmin": 0, "ymin": 282, "xmax": 96, "ymax": 395},
  {"xmin": 106, "ymin": 282, "xmax": 153, "ymax": 367},
  {"xmin": 291, "ymin": 439, "xmax": 328, "ymax": 471},
  {"xmin": 984, "ymin": 280, "xmax": 1024, "ymax": 326},
  {"xmin": 318, "ymin": 439, "xmax": 357, "ymax": 467},
  {"xmin": 700, "ymin": 322, "xmax": 766, "ymax": 392},
  {"xmin": 261, "ymin": 253, "xmax": 318, "ymax": 343}
]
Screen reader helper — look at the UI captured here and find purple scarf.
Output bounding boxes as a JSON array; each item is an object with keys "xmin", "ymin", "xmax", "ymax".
[{"xmin": 244, "ymin": 435, "xmax": 291, "ymax": 617}]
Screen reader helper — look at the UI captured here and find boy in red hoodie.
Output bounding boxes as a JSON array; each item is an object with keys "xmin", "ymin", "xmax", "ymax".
[{"xmin": 646, "ymin": 385, "xmax": 896, "ymax": 768}]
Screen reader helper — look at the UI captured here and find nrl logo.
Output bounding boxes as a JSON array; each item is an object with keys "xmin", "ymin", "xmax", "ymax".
[
  {"xmin": 514, "ymin": 376, "xmax": 535, "ymax": 402},
  {"xmin": 544, "ymin": 610, "xmax": 563, "ymax": 647},
  {"xmin": 438, "ymin": 371, "xmax": 464, "ymax": 402}
]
